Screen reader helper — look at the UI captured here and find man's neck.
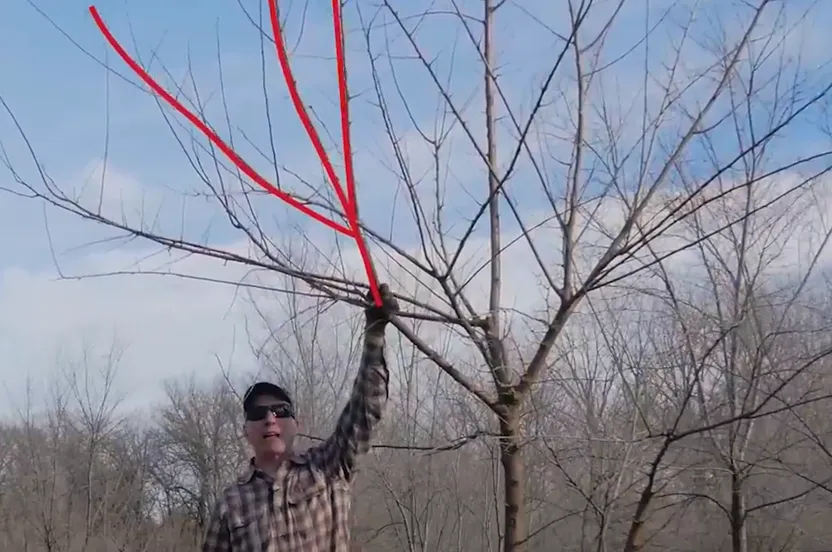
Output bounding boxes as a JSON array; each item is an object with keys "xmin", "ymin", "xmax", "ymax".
[{"xmin": 253, "ymin": 452, "xmax": 291, "ymax": 477}]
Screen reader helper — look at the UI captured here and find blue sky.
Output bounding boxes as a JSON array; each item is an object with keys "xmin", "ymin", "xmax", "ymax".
[{"xmin": 1, "ymin": 0, "xmax": 831, "ymax": 416}]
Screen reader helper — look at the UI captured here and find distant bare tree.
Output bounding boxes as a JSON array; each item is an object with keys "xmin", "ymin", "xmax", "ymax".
[
  {"xmin": 612, "ymin": 164, "xmax": 832, "ymax": 549},
  {"xmin": 149, "ymin": 375, "xmax": 244, "ymax": 544},
  {"xmin": 62, "ymin": 341, "xmax": 125, "ymax": 549}
]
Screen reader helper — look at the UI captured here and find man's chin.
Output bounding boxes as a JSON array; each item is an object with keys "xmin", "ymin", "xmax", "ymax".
[{"xmin": 263, "ymin": 439, "xmax": 286, "ymax": 454}]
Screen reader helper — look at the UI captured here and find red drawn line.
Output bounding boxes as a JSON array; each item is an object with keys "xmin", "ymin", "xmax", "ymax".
[
  {"xmin": 88, "ymin": 4, "xmax": 383, "ymax": 306},
  {"xmin": 86, "ymin": 8, "xmax": 347, "ymax": 235},
  {"xmin": 329, "ymin": 0, "xmax": 357, "ymax": 214},
  {"xmin": 265, "ymin": 0, "xmax": 380, "ymax": 306}
]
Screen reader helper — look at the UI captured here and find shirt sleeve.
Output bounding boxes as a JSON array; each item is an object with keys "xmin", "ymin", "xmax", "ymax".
[
  {"xmin": 201, "ymin": 498, "xmax": 231, "ymax": 552},
  {"xmin": 309, "ymin": 329, "xmax": 389, "ymax": 479}
]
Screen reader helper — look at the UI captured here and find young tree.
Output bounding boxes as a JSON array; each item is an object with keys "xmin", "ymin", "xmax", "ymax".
[
  {"xmin": 4, "ymin": 1, "xmax": 832, "ymax": 550},
  {"xmin": 149, "ymin": 375, "xmax": 243, "ymax": 544},
  {"xmin": 62, "ymin": 341, "xmax": 125, "ymax": 549}
]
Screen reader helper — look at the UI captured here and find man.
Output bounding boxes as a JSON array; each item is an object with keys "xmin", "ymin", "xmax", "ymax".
[{"xmin": 202, "ymin": 284, "xmax": 398, "ymax": 552}]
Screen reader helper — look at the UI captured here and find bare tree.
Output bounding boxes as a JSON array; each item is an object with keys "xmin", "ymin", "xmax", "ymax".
[
  {"xmin": 4, "ymin": 0, "xmax": 832, "ymax": 550},
  {"xmin": 61, "ymin": 341, "xmax": 125, "ymax": 549},
  {"xmin": 610, "ymin": 65, "xmax": 832, "ymax": 548},
  {"xmin": 149, "ymin": 375, "xmax": 244, "ymax": 544},
  {"xmin": 0, "ymin": 340, "xmax": 163, "ymax": 552}
]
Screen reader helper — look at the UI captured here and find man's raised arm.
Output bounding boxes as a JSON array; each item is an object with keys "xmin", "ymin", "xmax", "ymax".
[{"xmin": 310, "ymin": 284, "xmax": 398, "ymax": 479}]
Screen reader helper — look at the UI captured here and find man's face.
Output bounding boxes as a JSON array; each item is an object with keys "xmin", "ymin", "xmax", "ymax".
[{"xmin": 244, "ymin": 394, "xmax": 298, "ymax": 458}]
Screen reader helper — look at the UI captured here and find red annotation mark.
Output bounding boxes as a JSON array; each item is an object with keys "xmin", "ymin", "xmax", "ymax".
[{"xmin": 88, "ymin": 1, "xmax": 383, "ymax": 306}]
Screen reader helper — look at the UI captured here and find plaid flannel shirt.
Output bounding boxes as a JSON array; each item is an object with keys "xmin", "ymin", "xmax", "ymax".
[{"xmin": 202, "ymin": 330, "xmax": 388, "ymax": 552}]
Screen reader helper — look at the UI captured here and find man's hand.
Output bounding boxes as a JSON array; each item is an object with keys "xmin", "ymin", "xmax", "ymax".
[{"xmin": 365, "ymin": 283, "xmax": 399, "ymax": 332}]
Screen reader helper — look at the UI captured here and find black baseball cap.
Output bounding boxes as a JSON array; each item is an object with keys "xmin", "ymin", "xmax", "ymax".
[{"xmin": 243, "ymin": 382, "xmax": 293, "ymax": 413}]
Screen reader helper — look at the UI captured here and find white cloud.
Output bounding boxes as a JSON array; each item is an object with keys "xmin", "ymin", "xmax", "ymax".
[
  {"xmin": 0, "ymin": 245, "xmax": 255, "ymax": 417},
  {"xmin": 67, "ymin": 159, "xmax": 167, "ymax": 227},
  {"xmin": 73, "ymin": 159, "xmax": 144, "ymax": 204}
]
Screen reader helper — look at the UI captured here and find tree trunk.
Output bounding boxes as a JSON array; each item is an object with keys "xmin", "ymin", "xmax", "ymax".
[
  {"xmin": 622, "ymin": 488, "xmax": 651, "ymax": 552},
  {"xmin": 499, "ymin": 408, "xmax": 525, "ymax": 552},
  {"xmin": 730, "ymin": 470, "xmax": 747, "ymax": 552},
  {"xmin": 623, "ymin": 445, "xmax": 670, "ymax": 552},
  {"xmin": 84, "ymin": 440, "xmax": 95, "ymax": 549}
]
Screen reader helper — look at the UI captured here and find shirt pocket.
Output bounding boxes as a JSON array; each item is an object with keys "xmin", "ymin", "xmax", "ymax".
[
  {"xmin": 281, "ymin": 476, "xmax": 332, "ymax": 547},
  {"xmin": 285, "ymin": 470, "xmax": 352, "ymax": 537},
  {"xmin": 286, "ymin": 471, "xmax": 329, "ymax": 506}
]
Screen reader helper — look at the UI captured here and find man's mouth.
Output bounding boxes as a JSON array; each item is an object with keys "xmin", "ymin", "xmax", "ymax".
[{"xmin": 263, "ymin": 433, "xmax": 281, "ymax": 440}]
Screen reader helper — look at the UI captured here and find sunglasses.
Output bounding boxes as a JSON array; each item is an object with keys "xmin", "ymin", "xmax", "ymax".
[{"xmin": 245, "ymin": 403, "xmax": 295, "ymax": 421}]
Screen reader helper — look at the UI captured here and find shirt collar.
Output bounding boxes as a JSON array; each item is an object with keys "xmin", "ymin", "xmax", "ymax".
[{"xmin": 237, "ymin": 453, "xmax": 309, "ymax": 484}]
